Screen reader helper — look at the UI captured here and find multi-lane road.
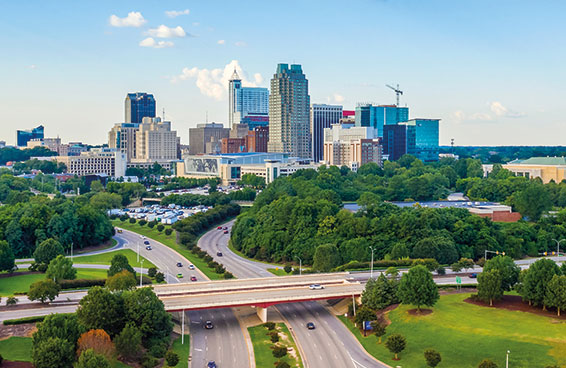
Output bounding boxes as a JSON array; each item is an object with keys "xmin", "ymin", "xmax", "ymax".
[{"xmin": 199, "ymin": 220, "xmax": 388, "ymax": 368}]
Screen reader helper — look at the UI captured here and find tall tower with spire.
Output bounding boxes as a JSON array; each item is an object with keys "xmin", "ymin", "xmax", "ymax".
[
  {"xmin": 228, "ymin": 69, "xmax": 242, "ymax": 129},
  {"xmin": 227, "ymin": 68, "xmax": 269, "ymax": 138}
]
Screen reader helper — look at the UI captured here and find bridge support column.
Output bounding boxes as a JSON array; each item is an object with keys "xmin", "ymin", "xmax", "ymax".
[{"xmin": 256, "ymin": 306, "xmax": 268, "ymax": 323}]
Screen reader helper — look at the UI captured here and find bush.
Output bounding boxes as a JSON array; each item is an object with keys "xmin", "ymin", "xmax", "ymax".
[
  {"xmin": 129, "ymin": 218, "xmax": 136, "ymax": 224},
  {"xmin": 139, "ymin": 220, "xmax": 147, "ymax": 226},
  {"xmin": 165, "ymin": 228, "xmax": 173, "ymax": 236},
  {"xmin": 269, "ymin": 331, "xmax": 279, "ymax": 343},
  {"xmin": 149, "ymin": 343, "xmax": 167, "ymax": 358},
  {"xmin": 284, "ymin": 264, "xmax": 292, "ymax": 274},
  {"xmin": 263, "ymin": 322, "xmax": 276, "ymax": 330},
  {"xmin": 436, "ymin": 266, "xmax": 446, "ymax": 276},
  {"xmin": 37, "ymin": 263, "xmax": 48, "ymax": 273},
  {"xmin": 478, "ymin": 359, "xmax": 498, "ymax": 368},
  {"xmin": 58, "ymin": 279, "xmax": 105, "ymax": 289},
  {"xmin": 147, "ymin": 267, "xmax": 157, "ymax": 278},
  {"xmin": 215, "ymin": 264, "xmax": 225, "ymax": 274},
  {"xmin": 155, "ymin": 272, "xmax": 165, "ymax": 283},
  {"xmin": 224, "ymin": 272, "xmax": 234, "ymax": 279},
  {"xmin": 119, "ymin": 214, "xmax": 128, "ymax": 221},
  {"xmin": 3, "ymin": 315, "xmax": 47, "ymax": 325},
  {"xmin": 276, "ymin": 362, "xmax": 290, "ymax": 368},
  {"xmin": 272, "ymin": 346, "xmax": 287, "ymax": 359},
  {"xmin": 6, "ymin": 296, "xmax": 17, "ymax": 306},
  {"xmin": 157, "ymin": 224, "xmax": 165, "ymax": 232},
  {"xmin": 203, "ymin": 255, "xmax": 213, "ymax": 263},
  {"xmin": 147, "ymin": 221, "xmax": 155, "ymax": 229},
  {"xmin": 141, "ymin": 354, "xmax": 159, "ymax": 368},
  {"xmin": 165, "ymin": 351, "xmax": 179, "ymax": 367}
]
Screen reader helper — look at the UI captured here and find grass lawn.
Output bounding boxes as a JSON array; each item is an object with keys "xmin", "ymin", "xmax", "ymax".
[
  {"xmin": 72, "ymin": 249, "xmax": 156, "ymax": 269},
  {"xmin": 248, "ymin": 323, "xmax": 303, "ymax": 368},
  {"xmin": 167, "ymin": 334, "xmax": 190, "ymax": 367},
  {"xmin": 0, "ymin": 336, "xmax": 33, "ymax": 361},
  {"xmin": 267, "ymin": 268, "xmax": 292, "ymax": 276},
  {"xmin": 112, "ymin": 220, "xmax": 223, "ymax": 280},
  {"xmin": 0, "ymin": 268, "xmax": 109, "ymax": 296},
  {"xmin": 339, "ymin": 293, "xmax": 565, "ymax": 368}
]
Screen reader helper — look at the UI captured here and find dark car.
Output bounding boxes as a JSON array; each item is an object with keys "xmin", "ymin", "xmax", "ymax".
[
  {"xmin": 469, "ymin": 273, "xmax": 478, "ymax": 278},
  {"xmin": 176, "ymin": 262, "xmax": 183, "ymax": 267},
  {"xmin": 223, "ymin": 230, "xmax": 229, "ymax": 234},
  {"xmin": 216, "ymin": 252, "xmax": 223, "ymax": 257},
  {"xmin": 145, "ymin": 245, "xmax": 152, "ymax": 250},
  {"xmin": 222, "ymin": 227, "xmax": 228, "ymax": 230},
  {"xmin": 144, "ymin": 240, "xmax": 150, "ymax": 245},
  {"xmin": 207, "ymin": 362, "xmax": 217, "ymax": 368},
  {"xmin": 190, "ymin": 276, "xmax": 197, "ymax": 282},
  {"xmin": 204, "ymin": 320, "xmax": 214, "ymax": 329},
  {"xmin": 306, "ymin": 322, "xmax": 315, "ymax": 330}
]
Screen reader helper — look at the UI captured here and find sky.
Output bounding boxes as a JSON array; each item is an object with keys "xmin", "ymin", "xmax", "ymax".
[{"xmin": 1, "ymin": 0, "xmax": 565, "ymax": 146}]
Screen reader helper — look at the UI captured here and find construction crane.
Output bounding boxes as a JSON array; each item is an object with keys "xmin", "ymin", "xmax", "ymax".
[{"xmin": 386, "ymin": 84, "xmax": 403, "ymax": 106}]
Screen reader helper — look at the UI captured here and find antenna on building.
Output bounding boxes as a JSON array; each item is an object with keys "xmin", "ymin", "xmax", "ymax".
[
  {"xmin": 206, "ymin": 111, "xmax": 208, "ymax": 123},
  {"xmin": 162, "ymin": 108, "xmax": 165, "ymax": 121},
  {"xmin": 386, "ymin": 84, "xmax": 403, "ymax": 106},
  {"xmin": 451, "ymin": 138, "xmax": 455, "ymax": 154}
]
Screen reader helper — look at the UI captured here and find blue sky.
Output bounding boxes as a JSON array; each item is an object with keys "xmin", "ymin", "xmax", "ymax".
[{"xmin": 1, "ymin": 0, "xmax": 565, "ymax": 146}]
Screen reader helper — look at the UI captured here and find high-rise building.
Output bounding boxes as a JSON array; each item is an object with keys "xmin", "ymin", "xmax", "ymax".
[
  {"xmin": 246, "ymin": 126, "xmax": 269, "ymax": 153},
  {"xmin": 355, "ymin": 104, "xmax": 409, "ymax": 137},
  {"xmin": 17, "ymin": 125, "xmax": 44, "ymax": 147},
  {"xmin": 125, "ymin": 92, "xmax": 156, "ymax": 124},
  {"xmin": 54, "ymin": 148, "xmax": 127, "ymax": 177},
  {"xmin": 133, "ymin": 117, "xmax": 179, "ymax": 164},
  {"xmin": 267, "ymin": 64, "xmax": 311, "ymax": 159},
  {"xmin": 383, "ymin": 124, "xmax": 408, "ymax": 161},
  {"xmin": 311, "ymin": 104, "xmax": 343, "ymax": 162},
  {"xmin": 188, "ymin": 123, "xmax": 230, "ymax": 155},
  {"xmin": 228, "ymin": 70, "xmax": 269, "ymax": 131},
  {"xmin": 323, "ymin": 124, "xmax": 382, "ymax": 170},
  {"xmin": 401, "ymin": 119, "xmax": 440, "ymax": 162},
  {"xmin": 108, "ymin": 122, "xmax": 140, "ymax": 161},
  {"xmin": 221, "ymin": 138, "xmax": 246, "ymax": 154}
]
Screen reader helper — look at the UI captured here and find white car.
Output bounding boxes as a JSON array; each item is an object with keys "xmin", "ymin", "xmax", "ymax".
[
  {"xmin": 309, "ymin": 284, "xmax": 324, "ymax": 290},
  {"xmin": 188, "ymin": 264, "xmax": 195, "ymax": 270}
]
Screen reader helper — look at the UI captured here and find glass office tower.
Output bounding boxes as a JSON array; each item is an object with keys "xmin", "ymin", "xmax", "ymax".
[
  {"xmin": 125, "ymin": 92, "xmax": 156, "ymax": 124},
  {"xmin": 355, "ymin": 104, "xmax": 409, "ymax": 137}
]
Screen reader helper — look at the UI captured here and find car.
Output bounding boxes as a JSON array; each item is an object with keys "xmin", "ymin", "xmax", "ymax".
[
  {"xmin": 309, "ymin": 284, "xmax": 324, "ymax": 290},
  {"xmin": 188, "ymin": 264, "xmax": 195, "ymax": 270},
  {"xmin": 116, "ymin": 228, "xmax": 122, "ymax": 233},
  {"xmin": 207, "ymin": 362, "xmax": 217, "ymax": 368},
  {"xmin": 176, "ymin": 262, "xmax": 183, "ymax": 267},
  {"xmin": 190, "ymin": 276, "xmax": 197, "ymax": 281},
  {"xmin": 176, "ymin": 273, "xmax": 183, "ymax": 278},
  {"xmin": 223, "ymin": 227, "xmax": 228, "ymax": 230},
  {"xmin": 306, "ymin": 322, "xmax": 315, "ymax": 330},
  {"xmin": 217, "ymin": 226, "xmax": 222, "ymax": 230},
  {"xmin": 144, "ymin": 240, "xmax": 150, "ymax": 245},
  {"xmin": 146, "ymin": 245, "xmax": 152, "ymax": 250},
  {"xmin": 216, "ymin": 252, "xmax": 223, "ymax": 257},
  {"xmin": 223, "ymin": 230, "xmax": 229, "ymax": 234},
  {"xmin": 469, "ymin": 273, "xmax": 478, "ymax": 278},
  {"xmin": 204, "ymin": 320, "xmax": 214, "ymax": 329}
]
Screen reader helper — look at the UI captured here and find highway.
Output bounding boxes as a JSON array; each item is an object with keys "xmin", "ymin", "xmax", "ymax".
[{"xmin": 199, "ymin": 221, "xmax": 388, "ymax": 368}]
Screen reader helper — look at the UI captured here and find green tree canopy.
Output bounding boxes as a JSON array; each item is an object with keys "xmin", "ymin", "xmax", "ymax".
[
  {"xmin": 312, "ymin": 243, "xmax": 342, "ymax": 272},
  {"xmin": 0, "ymin": 240, "xmax": 15, "ymax": 272},
  {"xmin": 76, "ymin": 349, "xmax": 111, "ymax": 368},
  {"xmin": 483, "ymin": 255, "xmax": 520, "ymax": 291},
  {"xmin": 108, "ymin": 254, "xmax": 135, "ymax": 277},
  {"xmin": 362, "ymin": 274, "xmax": 398, "ymax": 310},
  {"xmin": 385, "ymin": 333, "xmax": 407, "ymax": 360},
  {"xmin": 544, "ymin": 274, "xmax": 566, "ymax": 316},
  {"xmin": 397, "ymin": 265, "xmax": 439, "ymax": 312},
  {"xmin": 46, "ymin": 255, "xmax": 76, "ymax": 282},
  {"xmin": 520, "ymin": 258, "xmax": 561, "ymax": 308},
  {"xmin": 28, "ymin": 279, "xmax": 60, "ymax": 304},
  {"xmin": 77, "ymin": 286, "xmax": 126, "ymax": 337},
  {"xmin": 105, "ymin": 269, "xmax": 137, "ymax": 292},
  {"xmin": 114, "ymin": 322, "xmax": 142, "ymax": 360},
  {"xmin": 33, "ymin": 238, "xmax": 64, "ymax": 265},
  {"xmin": 33, "ymin": 313, "xmax": 84, "ymax": 351},
  {"xmin": 123, "ymin": 287, "xmax": 173, "ymax": 344},
  {"xmin": 32, "ymin": 337, "xmax": 74, "ymax": 368},
  {"xmin": 477, "ymin": 269, "xmax": 503, "ymax": 306}
]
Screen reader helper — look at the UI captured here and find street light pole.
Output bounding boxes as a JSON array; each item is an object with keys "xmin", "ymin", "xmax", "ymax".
[
  {"xmin": 295, "ymin": 256, "xmax": 302, "ymax": 275},
  {"xmin": 139, "ymin": 259, "xmax": 144, "ymax": 287},
  {"xmin": 137, "ymin": 241, "xmax": 140, "ymax": 263},
  {"xmin": 552, "ymin": 238, "xmax": 565, "ymax": 256},
  {"xmin": 506, "ymin": 350, "xmax": 510, "ymax": 368},
  {"xmin": 369, "ymin": 246, "xmax": 375, "ymax": 279}
]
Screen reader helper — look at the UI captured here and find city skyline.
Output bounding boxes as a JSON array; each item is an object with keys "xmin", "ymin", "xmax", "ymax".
[{"xmin": 2, "ymin": 0, "xmax": 565, "ymax": 146}]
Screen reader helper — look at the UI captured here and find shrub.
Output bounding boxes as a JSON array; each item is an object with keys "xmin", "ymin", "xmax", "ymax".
[
  {"xmin": 141, "ymin": 354, "xmax": 158, "ymax": 368},
  {"xmin": 436, "ymin": 266, "xmax": 446, "ymax": 276},
  {"xmin": 270, "ymin": 331, "xmax": 279, "ymax": 343},
  {"xmin": 129, "ymin": 218, "xmax": 136, "ymax": 224},
  {"xmin": 3, "ymin": 315, "xmax": 47, "ymax": 325},
  {"xmin": 203, "ymin": 255, "xmax": 213, "ymax": 263},
  {"xmin": 263, "ymin": 322, "xmax": 276, "ymax": 330},
  {"xmin": 272, "ymin": 346, "xmax": 287, "ymax": 359},
  {"xmin": 147, "ymin": 267, "xmax": 157, "ymax": 278},
  {"xmin": 157, "ymin": 224, "xmax": 165, "ymax": 232},
  {"xmin": 478, "ymin": 359, "xmax": 498, "ymax": 368},
  {"xmin": 276, "ymin": 362, "xmax": 290, "ymax": 368},
  {"xmin": 59, "ymin": 279, "xmax": 105, "ymax": 289},
  {"xmin": 155, "ymin": 272, "xmax": 165, "ymax": 283},
  {"xmin": 37, "ymin": 263, "xmax": 48, "ymax": 273},
  {"xmin": 119, "ymin": 215, "xmax": 128, "ymax": 221},
  {"xmin": 424, "ymin": 349, "xmax": 442, "ymax": 367},
  {"xmin": 224, "ymin": 272, "xmax": 234, "ymax": 279},
  {"xmin": 139, "ymin": 220, "xmax": 147, "ymax": 226},
  {"xmin": 165, "ymin": 351, "xmax": 180, "ymax": 366},
  {"xmin": 6, "ymin": 296, "xmax": 17, "ymax": 306},
  {"xmin": 385, "ymin": 334, "xmax": 406, "ymax": 360},
  {"xmin": 284, "ymin": 264, "xmax": 292, "ymax": 274},
  {"xmin": 147, "ymin": 221, "xmax": 155, "ymax": 228},
  {"xmin": 149, "ymin": 343, "xmax": 167, "ymax": 358},
  {"xmin": 165, "ymin": 228, "xmax": 173, "ymax": 236},
  {"xmin": 215, "ymin": 264, "xmax": 225, "ymax": 274}
]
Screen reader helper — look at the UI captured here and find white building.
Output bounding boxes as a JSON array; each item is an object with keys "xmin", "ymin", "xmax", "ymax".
[
  {"xmin": 323, "ymin": 124, "xmax": 382, "ymax": 169},
  {"xmin": 132, "ymin": 117, "xmax": 179, "ymax": 166},
  {"xmin": 55, "ymin": 148, "xmax": 127, "ymax": 178}
]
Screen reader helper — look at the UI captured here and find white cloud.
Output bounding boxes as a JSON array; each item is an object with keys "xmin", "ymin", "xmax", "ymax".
[
  {"xmin": 147, "ymin": 25, "xmax": 187, "ymax": 38},
  {"xmin": 217, "ymin": 39, "xmax": 226, "ymax": 45},
  {"xmin": 170, "ymin": 60, "xmax": 263, "ymax": 100},
  {"xmin": 490, "ymin": 101, "xmax": 526, "ymax": 118},
  {"xmin": 139, "ymin": 37, "xmax": 174, "ymax": 49},
  {"xmin": 165, "ymin": 9, "xmax": 190, "ymax": 18},
  {"xmin": 333, "ymin": 94, "xmax": 345, "ymax": 103},
  {"xmin": 109, "ymin": 12, "xmax": 146, "ymax": 27},
  {"xmin": 28, "ymin": 64, "xmax": 37, "ymax": 69},
  {"xmin": 235, "ymin": 41, "xmax": 247, "ymax": 47}
]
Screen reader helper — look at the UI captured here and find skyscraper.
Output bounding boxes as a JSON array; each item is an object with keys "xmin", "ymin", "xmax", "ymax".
[
  {"xmin": 16, "ymin": 125, "xmax": 44, "ymax": 147},
  {"xmin": 267, "ymin": 63, "xmax": 311, "ymax": 159},
  {"xmin": 355, "ymin": 104, "xmax": 409, "ymax": 137},
  {"xmin": 228, "ymin": 70, "xmax": 269, "ymax": 131},
  {"xmin": 400, "ymin": 118, "xmax": 440, "ymax": 162},
  {"xmin": 108, "ymin": 122, "xmax": 139, "ymax": 161},
  {"xmin": 125, "ymin": 92, "xmax": 156, "ymax": 124},
  {"xmin": 311, "ymin": 104, "xmax": 343, "ymax": 162}
]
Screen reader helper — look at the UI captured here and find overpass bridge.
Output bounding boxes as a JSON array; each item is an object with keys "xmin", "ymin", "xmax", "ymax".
[{"xmin": 153, "ymin": 273, "xmax": 364, "ymax": 322}]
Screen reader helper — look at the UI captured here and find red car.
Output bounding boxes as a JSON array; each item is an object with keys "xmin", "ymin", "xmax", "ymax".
[
  {"xmin": 190, "ymin": 276, "xmax": 197, "ymax": 282},
  {"xmin": 223, "ymin": 230, "xmax": 229, "ymax": 234},
  {"xmin": 217, "ymin": 226, "xmax": 222, "ymax": 230}
]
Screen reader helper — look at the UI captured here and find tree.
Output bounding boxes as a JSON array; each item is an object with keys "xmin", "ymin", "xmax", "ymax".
[
  {"xmin": 397, "ymin": 265, "xmax": 439, "ymax": 312},
  {"xmin": 90, "ymin": 192, "xmax": 122, "ymax": 211},
  {"xmin": 28, "ymin": 279, "xmax": 60, "ymax": 304},
  {"xmin": 6, "ymin": 296, "xmax": 17, "ymax": 306},
  {"xmin": 520, "ymin": 258, "xmax": 561, "ymax": 308},
  {"xmin": 77, "ymin": 349, "xmax": 111, "ymax": 368},
  {"xmin": 77, "ymin": 329, "xmax": 115, "ymax": 360},
  {"xmin": 106, "ymin": 269, "xmax": 137, "ymax": 291},
  {"xmin": 478, "ymin": 359, "xmax": 498, "ymax": 368},
  {"xmin": 284, "ymin": 264, "xmax": 292, "ymax": 273},
  {"xmin": 424, "ymin": 349, "xmax": 442, "ymax": 367},
  {"xmin": 371, "ymin": 321, "xmax": 386, "ymax": 344},
  {"xmin": 544, "ymin": 275, "xmax": 566, "ymax": 316},
  {"xmin": 77, "ymin": 286, "xmax": 125, "ymax": 337},
  {"xmin": 312, "ymin": 243, "xmax": 341, "ymax": 272},
  {"xmin": 354, "ymin": 306, "xmax": 376, "ymax": 327},
  {"xmin": 362, "ymin": 274, "xmax": 397, "ymax": 310},
  {"xmin": 108, "ymin": 254, "xmax": 135, "ymax": 277},
  {"xmin": 483, "ymin": 256, "xmax": 520, "ymax": 291},
  {"xmin": 33, "ymin": 238, "xmax": 64, "ymax": 265},
  {"xmin": 385, "ymin": 334, "xmax": 406, "ymax": 360},
  {"xmin": 32, "ymin": 337, "xmax": 74, "ymax": 368},
  {"xmin": 0, "ymin": 240, "xmax": 15, "ymax": 272},
  {"xmin": 147, "ymin": 267, "xmax": 157, "ymax": 278},
  {"xmin": 46, "ymin": 255, "xmax": 76, "ymax": 282},
  {"xmin": 272, "ymin": 346, "xmax": 287, "ymax": 359},
  {"xmin": 276, "ymin": 362, "xmax": 291, "ymax": 368},
  {"xmin": 165, "ymin": 351, "xmax": 180, "ymax": 366},
  {"xmin": 477, "ymin": 269, "xmax": 503, "ymax": 306},
  {"xmin": 511, "ymin": 183, "xmax": 551, "ymax": 221},
  {"xmin": 390, "ymin": 243, "xmax": 409, "ymax": 260},
  {"xmin": 123, "ymin": 287, "xmax": 173, "ymax": 343},
  {"xmin": 114, "ymin": 323, "xmax": 142, "ymax": 360},
  {"xmin": 155, "ymin": 272, "xmax": 165, "ymax": 283}
]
